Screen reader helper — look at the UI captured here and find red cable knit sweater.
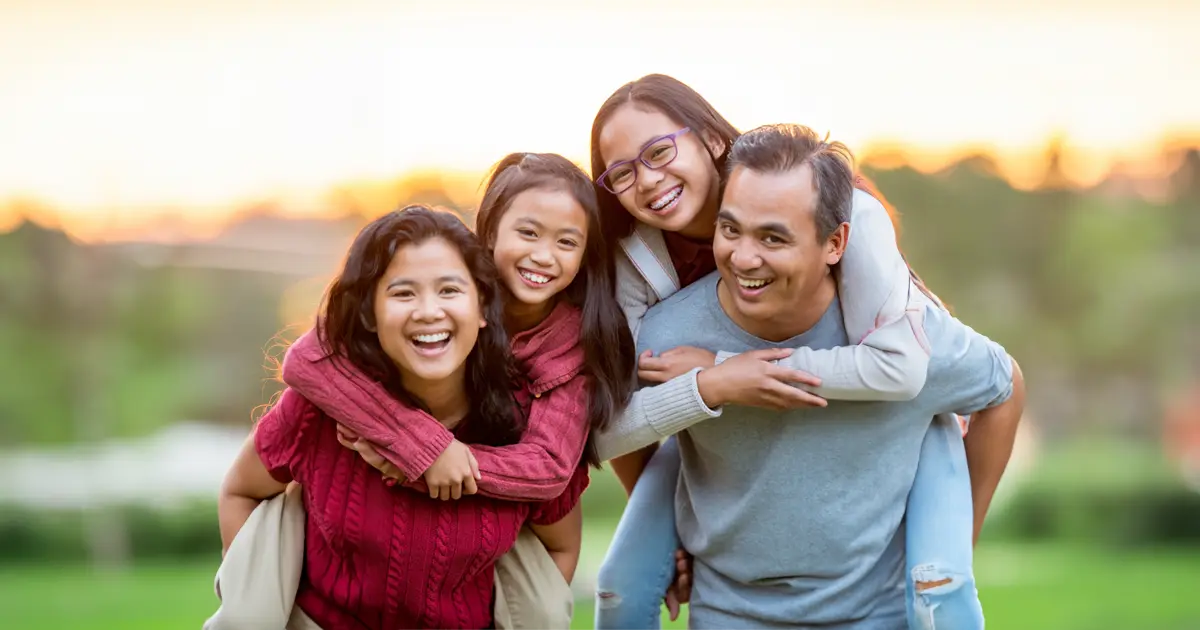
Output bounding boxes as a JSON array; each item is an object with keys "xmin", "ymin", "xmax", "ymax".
[{"xmin": 261, "ymin": 303, "xmax": 592, "ymax": 629}]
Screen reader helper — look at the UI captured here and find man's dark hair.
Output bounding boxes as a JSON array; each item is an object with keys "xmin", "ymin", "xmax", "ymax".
[{"xmin": 725, "ymin": 124, "xmax": 855, "ymax": 241}]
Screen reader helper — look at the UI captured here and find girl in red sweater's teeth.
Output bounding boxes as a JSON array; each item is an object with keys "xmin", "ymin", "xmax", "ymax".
[{"xmin": 213, "ymin": 155, "xmax": 635, "ymax": 629}]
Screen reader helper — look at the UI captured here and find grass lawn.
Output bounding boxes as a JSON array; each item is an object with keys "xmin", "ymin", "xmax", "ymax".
[{"xmin": 2, "ymin": 543, "xmax": 1198, "ymax": 630}]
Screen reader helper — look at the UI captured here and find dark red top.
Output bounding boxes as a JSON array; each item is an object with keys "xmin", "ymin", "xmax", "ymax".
[
  {"xmin": 255, "ymin": 389, "xmax": 586, "ymax": 629},
  {"xmin": 661, "ymin": 229, "xmax": 717, "ymax": 288}
]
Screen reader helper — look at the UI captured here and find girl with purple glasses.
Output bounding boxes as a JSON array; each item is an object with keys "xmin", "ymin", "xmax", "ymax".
[{"xmin": 588, "ymin": 74, "xmax": 1020, "ymax": 630}]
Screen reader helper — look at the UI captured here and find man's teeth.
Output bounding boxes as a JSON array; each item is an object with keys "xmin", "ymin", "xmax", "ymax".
[
  {"xmin": 737, "ymin": 277, "xmax": 770, "ymax": 289},
  {"xmin": 413, "ymin": 332, "xmax": 450, "ymax": 343},
  {"xmin": 649, "ymin": 186, "xmax": 682, "ymax": 210},
  {"xmin": 520, "ymin": 270, "xmax": 552, "ymax": 284}
]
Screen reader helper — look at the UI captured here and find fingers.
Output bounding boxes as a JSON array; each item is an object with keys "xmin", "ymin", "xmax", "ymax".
[
  {"xmin": 467, "ymin": 450, "xmax": 481, "ymax": 480},
  {"xmin": 355, "ymin": 441, "xmax": 388, "ymax": 470},
  {"xmin": 638, "ymin": 354, "xmax": 667, "ymax": 371},
  {"xmin": 637, "ymin": 367, "xmax": 669, "ymax": 383},
  {"xmin": 742, "ymin": 347, "xmax": 794, "ymax": 362},
  {"xmin": 766, "ymin": 365, "xmax": 822, "ymax": 389},
  {"xmin": 429, "ymin": 483, "xmax": 440, "ymax": 500},
  {"xmin": 664, "ymin": 588, "xmax": 680, "ymax": 621},
  {"xmin": 675, "ymin": 548, "xmax": 693, "ymax": 603},
  {"xmin": 766, "ymin": 381, "xmax": 828, "ymax": 408},
  {"xmin": 451, "ymin": 481, "xmax": 463, "ymax": 501},
  {"xmin": 463, "ymin": 475, "xmax": 478, "ymax": 496},
  {"xmin": 336, "ymin": 424, "xmax": 361, "ymax": 442}
]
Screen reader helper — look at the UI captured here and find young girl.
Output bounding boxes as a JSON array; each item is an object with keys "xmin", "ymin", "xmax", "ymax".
[
  {"xmin": 212, "ymin": 206, "xmax": 589, "ymax": 629},
  {"xmin": 276, "ymin": 154, "xmax": 638, "ymax": 625},
  {"xmin": 589, "ymin": 74, "xmax": 1015, "ymax": 630}
]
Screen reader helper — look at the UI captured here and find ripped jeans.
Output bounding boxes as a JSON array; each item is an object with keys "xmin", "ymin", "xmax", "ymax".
[{"xmin": 594, "ymin": 416, "xmax": 983, "ymax": 630}]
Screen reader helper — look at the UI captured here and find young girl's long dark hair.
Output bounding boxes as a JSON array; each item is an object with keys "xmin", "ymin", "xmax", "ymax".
[
  {"xmin": 317, "ymin": 204, "xmax": 523, "ymax": 446},
  {"xmin": 589, "ymin": 73, "xmax": 944, "ymax": 307},
  {"xmin": 477, "ymin": 153, "xmax": 636, "ymax": 467}
]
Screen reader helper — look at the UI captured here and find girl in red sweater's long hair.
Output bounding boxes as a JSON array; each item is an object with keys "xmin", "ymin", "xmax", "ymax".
[{"xmin": 219, "ymin": 206, "xmax": 589, "ymax": 629}]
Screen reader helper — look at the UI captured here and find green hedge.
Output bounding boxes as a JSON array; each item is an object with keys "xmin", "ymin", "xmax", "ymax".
[
  {"xmin": 0, "ymin": 501, "xmax": 220, "ymax": 562},
  {"xmin": 982, "ymin": 439, "xmax": 1200, "ymax": 547}
]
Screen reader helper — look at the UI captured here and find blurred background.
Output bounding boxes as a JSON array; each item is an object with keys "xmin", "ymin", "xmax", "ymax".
[{"xmin": 1, "ymin": 1, "xmax": 1198, "ymax": 628}]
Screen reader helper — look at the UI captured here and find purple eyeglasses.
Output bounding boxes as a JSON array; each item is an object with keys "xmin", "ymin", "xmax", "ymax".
[{"xmin": 596, "ymin": 127, "xmax": 691, "ymax": 195}]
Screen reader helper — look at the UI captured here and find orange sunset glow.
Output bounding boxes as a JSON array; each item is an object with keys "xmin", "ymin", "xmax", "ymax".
[{"xmin": 2, "ymin": 0, "xmax": 1197, "ymax": 241}]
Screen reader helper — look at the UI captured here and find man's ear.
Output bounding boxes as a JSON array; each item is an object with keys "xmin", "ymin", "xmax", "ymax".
[{"xmin": 824, "ymin": 222, "xmax": 850, "ymax": 265}]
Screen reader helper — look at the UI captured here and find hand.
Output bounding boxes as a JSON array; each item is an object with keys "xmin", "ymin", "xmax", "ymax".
[
  {"xmin": 664, "ymin": 548, "xmax": 693, "ymax": 621},
  {"xmin": 424, "ymin": 439, "xmax": 481, "ymax": 501},
  {"xmin": 336, "ymin": 424, "xmax": 407, "ymax": 486},
  {"xmin": 638, "ymin": 347, "xmax": 717, "ymax": 383},
  {"xmin": 696, "ymin": 348, "xmax": 827, "ymax": 410}
]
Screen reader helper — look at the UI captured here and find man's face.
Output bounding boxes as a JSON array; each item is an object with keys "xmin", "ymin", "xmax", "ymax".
[{"xmin": 713, "ymin": 164, "xmax": 847, "ymax": 338}]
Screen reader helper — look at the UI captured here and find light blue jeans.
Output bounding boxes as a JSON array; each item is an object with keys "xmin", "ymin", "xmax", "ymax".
[{"xmin": 594, "ymin": 417, "xmax": 983, "ymax": 630}]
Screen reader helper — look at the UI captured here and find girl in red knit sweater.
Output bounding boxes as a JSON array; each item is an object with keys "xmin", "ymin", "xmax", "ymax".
[{"xmin": 216, "ymin": 206, "xmax": 598, "ymax": 629}]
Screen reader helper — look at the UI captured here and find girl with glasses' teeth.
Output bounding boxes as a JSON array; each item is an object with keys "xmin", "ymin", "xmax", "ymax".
[{"xmin": 647, "ymin": 185, "xmax": 683, "ymax": 212}]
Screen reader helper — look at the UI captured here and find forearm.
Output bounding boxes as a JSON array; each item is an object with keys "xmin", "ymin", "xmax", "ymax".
[
  {"xmin": 608, "ymin": 444, "xmax": 659, "ymax": 496},
  {"xmin": 529, "ymin": 504, "xmax": 583, "ymax": 583},
  {"xmin": 546, "ymin": 548, "xmax": 580, "ymax": 584},
  {"xmin": 282, "ymin": 330, "xmax": 453, "ymax": 480},
  {"xmin": 720, "ymin": 311, "xmax": 930, "ymax": 402},
  {"xmin": 448, "ymin": 381, "xmax": 590, "ymax": 501},
  {"xmin": 219, "ymin": 430, "xmax": 289, "ymax": 554},
  {"xmin": 594, "ymin": 369, "xmax": 719, "ymax": 462},
  {"xmin": 217, "ymin": 493, "xmax": 263, "ymax": 554},
  {"xmin": 964, "ymin": 358, "xmax": 1026, "ymax": 544}
]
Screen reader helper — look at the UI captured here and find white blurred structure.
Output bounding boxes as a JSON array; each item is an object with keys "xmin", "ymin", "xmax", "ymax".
[{"xmin": 0, "ymin": 421, "xmax": 248, "ymax": 509}]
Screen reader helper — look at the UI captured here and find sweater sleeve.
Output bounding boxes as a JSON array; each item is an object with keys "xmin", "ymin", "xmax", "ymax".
[
  {"xmin": 280, "ymin": 330, "xmax": 454, "ymax": 481},
  {"xmin": 253, "ymin": 388, "xmax": 323, "ymax": 485},
  {"xmin": 714, "ymin": 189, "xmax": 932, "ymax": 402},
  {"xmin": 527, "ymin": 465, "xmax": 590, "ymax": 526},
  {"xmin": 593, "ymin": 367, "xmax": 721, "ymax": 462},
  {"xmin": 461, "ymin": 375, "xmax": 592, "ymax": 501}
]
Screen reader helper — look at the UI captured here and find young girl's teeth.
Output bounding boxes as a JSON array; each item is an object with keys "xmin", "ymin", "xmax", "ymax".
[
  {"xmin": 520, "ymin": 270, "xmax": 551, "ymax": 284},
  {"xmin": 413, "ymin": 332, "xmax": 450, "ymax": 343},
  {"xmin": 738, "ymin": 278, "xmax": 768, "ymax": 288}
]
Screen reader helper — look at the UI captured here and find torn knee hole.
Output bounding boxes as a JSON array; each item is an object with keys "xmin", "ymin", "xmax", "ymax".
[
  {"xmin": 596, "ymin": 591, "xmax": 622, "ymax": 609},
  {"xmin": 915, "ymin": 577, "xmax": 953, "ymax": 592}
]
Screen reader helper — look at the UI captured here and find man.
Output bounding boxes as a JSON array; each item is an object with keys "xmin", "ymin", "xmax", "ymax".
[{"xmin": 631, "ymin": 123, "xmax": 1025, "ymax": 628}]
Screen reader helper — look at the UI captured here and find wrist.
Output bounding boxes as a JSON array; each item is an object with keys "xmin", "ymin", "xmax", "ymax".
[{"xmin": 696, "ymin": 367, "xmax": 726, "ymax": 408}]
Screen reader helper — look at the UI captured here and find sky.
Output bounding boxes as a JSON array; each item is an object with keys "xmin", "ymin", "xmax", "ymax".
[{"xmin": 1, "ymin": 0, "xmax": 1197, "ymax": 238}]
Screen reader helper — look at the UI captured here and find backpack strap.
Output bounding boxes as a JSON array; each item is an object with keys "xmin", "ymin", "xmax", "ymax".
[{"xmin": 619, "ymin": 229, "xmax": 679, "ymax": 302}]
